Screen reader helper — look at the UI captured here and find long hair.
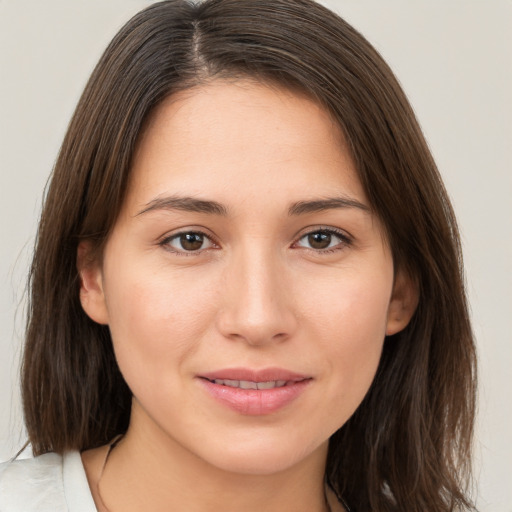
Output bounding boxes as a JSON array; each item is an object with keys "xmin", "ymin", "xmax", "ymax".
[{"xmin": 21, "ymin": 1, "xmax": 477, "ymax": 510}]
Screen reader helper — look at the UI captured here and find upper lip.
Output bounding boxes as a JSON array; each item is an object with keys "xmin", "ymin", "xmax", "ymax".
[{"xmin": 199, "ymin": 367, "xmax": 311, "ymax": 383}]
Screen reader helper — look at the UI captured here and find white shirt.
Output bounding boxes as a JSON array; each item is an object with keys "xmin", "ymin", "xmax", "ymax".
[
  {"xmin": 0, "ymin": 452, "xmax": 347, "ymax": 512},
  {"xmin": 0, "ymin": 451, "xmax": 96, "ymax": 512}
]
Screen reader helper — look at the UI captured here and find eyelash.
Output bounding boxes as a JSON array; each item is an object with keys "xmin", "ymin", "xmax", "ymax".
[
  {"xmin": 159, "ymin": 230, "xmax": 220, "ymax": 256},
  {"xmin": 159, "ymin": 227, "xmax": 352, "ymax": 256},
  {"xmin": 293, "ymin": 227, "xmax": 353, "ymax": 254}
]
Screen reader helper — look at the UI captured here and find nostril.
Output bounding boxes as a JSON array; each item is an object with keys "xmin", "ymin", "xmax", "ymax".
[{"xmin": 214, "ymin": 282, "xmax": 298, "ymax": 345}]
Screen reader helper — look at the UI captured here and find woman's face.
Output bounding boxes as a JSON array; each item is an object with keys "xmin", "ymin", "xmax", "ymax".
[{"xmin": 80, "ymin": 80, "xmax": 414, "ymax": 475}]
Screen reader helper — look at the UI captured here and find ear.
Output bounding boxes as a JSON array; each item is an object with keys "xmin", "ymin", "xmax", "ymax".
[
  {"xmin": 77, "ymin": 241, "xmax": 109, "ymax": 325},
  {"xmin": 386, "ymin": 270, "xmax": 418, "ymax": 336}
]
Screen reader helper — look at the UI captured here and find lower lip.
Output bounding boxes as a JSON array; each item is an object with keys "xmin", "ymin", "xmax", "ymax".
[{"xmin": 198, "ymin": 378, "xmax": 311, "ymax": 415}]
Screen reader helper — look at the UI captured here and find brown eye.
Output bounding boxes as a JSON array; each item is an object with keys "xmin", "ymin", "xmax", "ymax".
[
  {"xmin": 296, "ymin": 229, "xmax": 349, "ymax": 251},
  {"xmin": 166, "ymin": 232, "xmax": 213, "ymax": 252},
  {"xmin": 180, "ymin": 233, "xmax": 204, "ymax": 251},
  {"xmin": 308, "ymin": 232, "xmax": 332, "ymax": 249}
]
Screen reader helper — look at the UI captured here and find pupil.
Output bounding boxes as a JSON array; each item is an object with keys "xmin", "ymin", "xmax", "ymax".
[
  {"xmin": 180, "ymin": 233, "xmax": 203, "ymax": 251},
  {"xmin": 308, "ymin": 232, "xmax": 331, "ymax": 249}
]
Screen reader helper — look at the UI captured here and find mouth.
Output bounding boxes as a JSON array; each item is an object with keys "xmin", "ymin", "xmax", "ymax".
[
  {"xmin": 203, "ymin": 378, "xmax": 304, "ymax": 390},
  {"xmin": 198, "ymin": 368, "xmax": 312, "ymax": 415}
]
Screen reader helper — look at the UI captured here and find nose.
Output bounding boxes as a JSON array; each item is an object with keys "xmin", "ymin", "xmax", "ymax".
[{"xmin": 215, "ymin": 245, "xmax": 298, "ymax": 346}]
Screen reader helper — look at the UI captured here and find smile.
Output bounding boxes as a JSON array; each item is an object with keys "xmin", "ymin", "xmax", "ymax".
[
  {"xmin": 207, "ymin": 379, "xmax": 291, "ymax": 389},
  {"xmin": 198, "ymin": 368, "xmax": 312, "ymax": 415}
]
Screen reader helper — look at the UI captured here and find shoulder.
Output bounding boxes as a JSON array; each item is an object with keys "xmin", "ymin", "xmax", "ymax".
[
  {"xmin": 0, "ymin": 452, "xmax": 67, "ymax": 511},
  {"xmin": 0, "ymin": 451, "xmax": 89, "ymax": 512}
]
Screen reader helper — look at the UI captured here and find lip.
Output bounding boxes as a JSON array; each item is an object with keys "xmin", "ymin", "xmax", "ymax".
[{"xmin": 197, "ymin": 367, "xmax": 312, "ymax": 415}]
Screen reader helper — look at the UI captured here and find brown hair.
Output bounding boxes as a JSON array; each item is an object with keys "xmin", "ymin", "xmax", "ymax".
[{"xmin": 21, "ymin": 1, "xmax": 477, "ymax": 510}]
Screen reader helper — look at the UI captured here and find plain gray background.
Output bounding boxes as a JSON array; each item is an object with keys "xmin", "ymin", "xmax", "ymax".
[{"xmin": 1, "ymin": 1, "xmax": 511, "ymax": 510}]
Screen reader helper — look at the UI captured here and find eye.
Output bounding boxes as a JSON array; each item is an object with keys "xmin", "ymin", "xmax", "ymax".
[
  {"xmin": 295, "ymin": 229, "xmax": 351, "ymax": 251},
  {"xmin": 162, "ymin": 231, "xmax": 216, "ymax": 253}
]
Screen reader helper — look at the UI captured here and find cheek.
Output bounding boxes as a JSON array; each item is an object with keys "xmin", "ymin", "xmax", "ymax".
[
  {"xmin": 303, "ymin": 262, "xmax": 392, "ymax": 343},
  {"xmin": 300, "ymin": 266, "xmax": 392, "ymax": 416},
  {"xmin": 102, "ymin": 263, "xmax": 220, "ymax": 393}
]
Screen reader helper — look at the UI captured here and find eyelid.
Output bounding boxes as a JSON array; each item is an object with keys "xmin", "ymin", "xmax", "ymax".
[
  {"xmin": 292, "ymin": 226, "xmax": 353, "ymax": 252},
  {"xmin": 157, "ymin": 225, "xmax": 353, "ymax": 255},
  {"xmin": 158, "ymin": 227, "xmax": 220, "ymax": 255}
]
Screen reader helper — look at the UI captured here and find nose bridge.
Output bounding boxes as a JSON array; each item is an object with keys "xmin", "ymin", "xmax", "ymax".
[{"xmin": 217, "ymin": 239, "xmax": 296, "ymax": 345}]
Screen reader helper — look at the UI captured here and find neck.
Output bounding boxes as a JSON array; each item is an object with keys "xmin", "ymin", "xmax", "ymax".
[{"xmin": 83, "ymin": 414, "xmax": 334, "ymax": 512}]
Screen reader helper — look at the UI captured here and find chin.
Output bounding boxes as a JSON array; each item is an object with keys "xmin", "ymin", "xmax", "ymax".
[{"xmin": 195, "ymin": 433, "xmax": 327, "ymax": 476}]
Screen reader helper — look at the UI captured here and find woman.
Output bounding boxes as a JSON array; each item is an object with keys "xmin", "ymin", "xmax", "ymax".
[{"xmin": 0, "ymin": 0, "xmax": 477, "ymax": 511}]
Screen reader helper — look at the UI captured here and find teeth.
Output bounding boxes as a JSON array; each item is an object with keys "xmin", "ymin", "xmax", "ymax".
[
  {"xmin": 256, "ymin": 381, "xmax": 276, "ymax": 390},
  {"xmin": 212, "ymin": 379, "xmax": 289, "ymax": 389},
  {"xmin": 239, "ymin": 380, "xmax": 258, "ymax": 389}
]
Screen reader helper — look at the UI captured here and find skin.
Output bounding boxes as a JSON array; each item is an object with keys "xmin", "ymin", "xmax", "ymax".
[{"xmin": 79, "ymin": 80, "xmax": 417, "ymax": 512}]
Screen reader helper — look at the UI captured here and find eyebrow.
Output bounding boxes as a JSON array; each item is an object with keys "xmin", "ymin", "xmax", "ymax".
[
  {"xmin": 137, "ymin": 196, "xmax": 228, "ymax": 216},
  {"xmin": 288, "ymin": 197, "xmax": 370, "ymax": 216},
  {"xmin": 137, "ymin": 195, "xmax": 370, "ymax": 217}
]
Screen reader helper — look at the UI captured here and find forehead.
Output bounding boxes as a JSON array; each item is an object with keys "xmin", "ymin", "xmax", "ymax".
[{"xmin": 125, "ymin": 79, "xmax": 366, "ymax": 213}]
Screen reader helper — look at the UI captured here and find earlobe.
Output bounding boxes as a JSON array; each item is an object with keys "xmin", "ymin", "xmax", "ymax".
[
  {"xmin": 386, "ymin": 270, "xmax": 419, "ymax": 336},
  {"xmin": 77, "ymin": 241, "xmax": 109, "ymax": 325}
]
